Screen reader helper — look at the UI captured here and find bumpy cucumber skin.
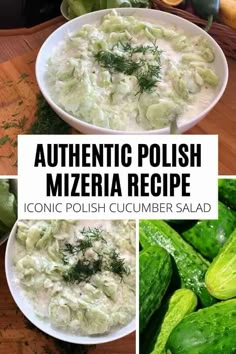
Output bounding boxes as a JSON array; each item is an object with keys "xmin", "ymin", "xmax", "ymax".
[
  {"xmin": 140, "ymin": 220, "xmax": 216, "ymax": 307},
  {"xmin": 140, "ymin": 245, "xmax": 172, "ymax": 333},
  {"xmin": 205, "ymin": 228, "xmax": 236, "ymax": 300},
  {"xmin": 219, "ymin": 179, "xmax": 236, "ymax": 210},
  {"xmin": 151, "ymin": 289, "xmax": 197, "ymax": 354},
  {"xmin": 166, "ymin": 300, "xmax": 236, "ymax": 354},
  {"xmin": 182, "ymin": 202, "xmax": 236, "ymax": 260}
]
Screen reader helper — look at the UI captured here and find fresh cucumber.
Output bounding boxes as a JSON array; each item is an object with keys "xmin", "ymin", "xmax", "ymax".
[
  {"xmin": 150, "ymin": 289, "xmax": 197, "ymax": 354},
  {"xmin": 219, "ymin": 178, "xmax": 236, "ymax": 210},
  {"xmin": 140, "ymin": 245, "xmax": 172, "ymax": 332},
  {"xmin": 166, "ymin": 299, "xmax": 236, "ymax": 354},
  {"xmin": 140, "ymin": 220, "xmax": 216, "ymax": 307},
  {"xmin": 181, "ymin": 201, "xmax": 236, "ymax": 259},
  {"xmin": 205, "ymin": 228, "xmax": 236, "ymax": 300}
]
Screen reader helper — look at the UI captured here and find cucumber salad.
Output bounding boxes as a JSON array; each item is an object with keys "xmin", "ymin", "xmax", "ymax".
[
  {"xmin": 46, "ymin": 10, "xmax": 219, "ymax": 131},
  {"xmin": 13, "ymin": 220, "xmax": 136, "ymax": 335}
]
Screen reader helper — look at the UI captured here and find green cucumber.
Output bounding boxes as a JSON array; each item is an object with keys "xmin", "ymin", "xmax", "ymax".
[
  {"xmin": 219, "ymin": 178, "xmax": 236, "ymax": 210},
  {"xmin": 205, "ymin": 228, "xmax": 236, "ymax": 300},
  {"xmin": 140, "ymin": 245, "xmax": 172, "ymax": 332},
  {"xmin": 181, "ymin": 201, "xmax": 236, "ymax": 260},
  {"xmin": 166, "ymin": 299, "xmax": 236, "ymax": 354},
  {"xmin": 150, "ymin": 289, "xmax": 197, "ymax": 354},
  {"xmin": 140, "ymin": 220, "xmax": 216, "ymax": 307}
]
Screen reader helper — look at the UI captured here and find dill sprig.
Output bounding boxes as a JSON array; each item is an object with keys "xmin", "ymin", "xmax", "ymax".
[
  {"xmin": 108, "ymin": 249, "xmax": 131, "ymax": 279},
  {"xmin": 63, "ymin": 257, "xmax": 103, "ymax": 284},
  {"xmin": 61, "ymin": 227, "xmax": 130, "ymax": 283},
  {"xmin": 137, "ymin": 63, "xmax": 162, "ymax": 94},
  {"xmin": 118, "ymin": 41, "xmax": 162, "ymax": 57},
  {"xmin": 28, "ymin": 93, "xmax": 71, "ymax": 134},
  {"xmin": 80, "ymin": 227, "xmax": 106, "ymax": 242},
  {"xmin": 62, "ymin": 227, "xmax": 106, "ymax": 263},
  {"xmin": 94, "ymin": 51, "xmax": 139, "ymax": 76},
  {"xmin": 94, "ymin": 40, "xmax": 162, "ymax": 94}
]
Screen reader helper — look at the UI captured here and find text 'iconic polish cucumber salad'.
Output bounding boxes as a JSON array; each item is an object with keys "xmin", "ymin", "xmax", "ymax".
[
  {"xmin": 13, "ymin": 220, "xmax": 136, "ymax": 335},
  {"xmin": 46, "ymin": 10, "xmax": 219, "ymax": 131}
]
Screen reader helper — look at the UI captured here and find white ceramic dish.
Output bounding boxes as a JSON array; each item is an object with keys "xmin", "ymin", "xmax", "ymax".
[
  {"xmin": 5, "ymin": 222, "xmax": 135, "ymax": 344},
  {"xmin": 0, "ymin": 179, "xmax": 17, "ymax": 246},
  {"xmin": 36, "ymin": 8, "xmax": 228, "ymax": 134}
]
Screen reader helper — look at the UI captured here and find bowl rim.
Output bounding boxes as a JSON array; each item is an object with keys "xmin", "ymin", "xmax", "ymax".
[
  {"xmin": 5, "ymin": 221, "xmax": 136, "ymax": 344},
  {"xmin": 36, "ymin": 7, "xmax": 229, "ymax": 134}
]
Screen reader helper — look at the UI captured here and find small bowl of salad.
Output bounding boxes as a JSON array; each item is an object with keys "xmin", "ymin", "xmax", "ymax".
[
  {"xmin": 5, "ymin": 219, "xmax": 136, "ymax": 344},
  {"xmin": 36, "ymin": 8, "xmax": 228, "ymax": 134},
  {"xmin": 0, "ymin": 179, "xmax": 17, "ymax": 246}
]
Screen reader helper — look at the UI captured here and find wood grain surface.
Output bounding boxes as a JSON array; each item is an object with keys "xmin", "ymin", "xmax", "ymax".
[
  {"xmin": 0, "ymin": 16, "xmax": 235, "ymax": 176},
  {"xmin": 0, "ymin": 243, "xmax": 135, "ymax": 354}
]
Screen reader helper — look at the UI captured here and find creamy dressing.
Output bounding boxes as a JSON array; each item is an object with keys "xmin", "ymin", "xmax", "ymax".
[
  {"xmin": 46, "ymin": 10, "xmax": 219, "ymax": 131},
  {"xmin": 13, "ymin": 220, "xmax": 136, "ymax": 335}
]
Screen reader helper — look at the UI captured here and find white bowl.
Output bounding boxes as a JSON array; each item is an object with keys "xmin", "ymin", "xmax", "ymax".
[
  {"xmin": 5, "ymin": 222, "xmax": 136, "ymax": 344},
  {"xmin": 0, "ymin": 179, "xmax": 17, "ymax": 246},
  {"xmin": 36, "ymin": 8, "xmax": 228, "ymax": 134}
]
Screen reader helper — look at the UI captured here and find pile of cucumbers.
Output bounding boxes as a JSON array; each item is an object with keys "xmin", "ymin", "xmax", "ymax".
[{"xmin": 140, "ymin": 179, "xmax": 236, "ymax": 354}]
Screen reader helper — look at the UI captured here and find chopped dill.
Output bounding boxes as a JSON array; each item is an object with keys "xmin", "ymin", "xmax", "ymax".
[
  {"xmin": 80, "ymin": 226, "xmax": 106, "ymax": 242},
  {"xmin": 63, "ymin": 257, "xmax": 103, "ymax": 284},
  {"xmin": 1, "ymin": 116, "xmax": 28, "ymax": 130},
  {"xmin": 136, "ymin": 63, "xmax": 162, "ymax": 94},
  {"xmin": 61, "ymin": 227, "xmax": 130, "ymax": 283},
  {"xmin": 17, "ymin": 72, "xmax": 29, "ymax": 83},
  {"xmin": 94, "ymin": 50, "xmax": 139, "ymax": 76},
  {"xmin": 28, "ymin": 93, "xmax": 71, "ymax": 134},
  {"xmin": 118, "ymin": 40, "xmax": 162, "ymax": 57},
  {"xmin": 94, "ymin": 40, "xmax": 162, "ymax": 94},
  {"xmin": 0, "ymin": 135, "xmax": 10, "ymax": 146},
  {"xmin": 0, "ymin": 152, "xmax": 14, "ymax": 160},
  {"xmin": 62, "ymin": 227, "xmax": 107, "ymax": 263},
  {"xmin": 108, "ymin": 249, "xmax": 131, "ymax": 279}
]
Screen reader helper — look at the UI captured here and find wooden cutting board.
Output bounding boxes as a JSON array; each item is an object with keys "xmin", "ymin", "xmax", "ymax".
[
  {"xmin": 0, "ymin": 49, "xmax": 41, "ymax": 175},
  {"xmin": 0, "ymin": 48, "xmax": 76, "ymax": 176}
]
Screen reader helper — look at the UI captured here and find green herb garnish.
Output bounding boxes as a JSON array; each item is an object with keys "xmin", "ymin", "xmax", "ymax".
[
  {"xmin": 80, "ymin": 226, "xmax": 106, "ymax": 242},
  {"xmin": 63, "ymin": 257, "xmax": 103, "ymax": 284},
  {"xmin": 1, "ymin": 116, "xmax": 28, "ymax": 131},
  {"xmin": 136, "ymin": 63, "xmax": 162, "ymax": 94},
  {"xmin": 0, "ymin": 135, "xmax": 10, "ymax": 146},
  {"xmin": 94, "ymin": 50, "xmax": 139, "ymax": 76},
  {"xmin": 117, "ymin": 40, "xmax": 161, "ymax": 57},
  {"xmin": 28, "ymin": 93, "xmax": 71, "ymax": 134},
  {"xmin": 61, "ymin": 227, "xmax": 130, "ymax": 283},
  {"xmin": 95, "ymin": 40, "xmax": 162, "ymax": 94},
  {"xmin": 62, "ymin": 227, "xmax": 107, "ymax": 263},
  {"xmin": 108, "ymin": 249, "xmax": 131, "ymax": 279}
]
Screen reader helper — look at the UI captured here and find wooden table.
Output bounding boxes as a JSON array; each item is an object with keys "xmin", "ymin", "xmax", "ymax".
[
  {"xmin": 0, "ymin": 16, "xmax": 236, "ymax": 175},
  {"xmin": 0, "ymin": 242, "xmax": 135, "ymax": 354}
]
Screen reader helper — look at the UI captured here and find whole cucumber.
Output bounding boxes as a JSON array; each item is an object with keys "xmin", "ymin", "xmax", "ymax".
[
  {"xmin": 219, "ymin": 178, "xmax": 236, "ymax": 210},
  {"xmin": 150, "ymin": 289, "xmax": 197, "ymax": 354},
  {"xmin": 140, "ymin": 220, "xmax": 216, "ymax": 307},
  {"xmin": 140, "ymin": 245, "xmax": 172, "ymax": 332},
  {"xmin": 205, "ymin": 228, "xmax": 236, "ymax": 300},
  {"xmin": 181, "ymin": 201, "xmax": 236, "ymax": 260},
  {"xmin": 166, "ymin": 300, "xmax": 236, "ymax": 354}
]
